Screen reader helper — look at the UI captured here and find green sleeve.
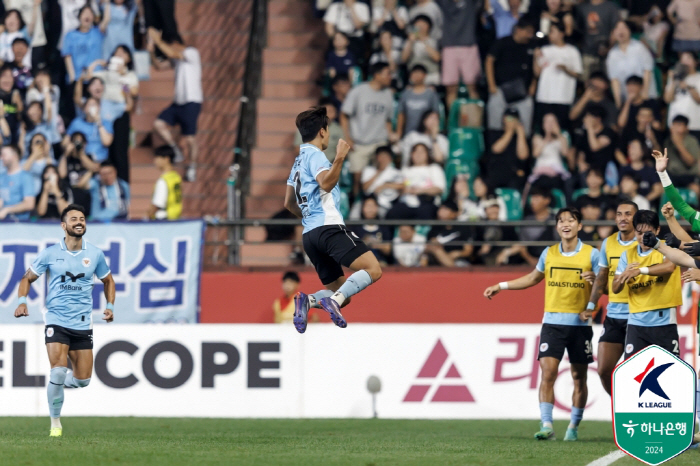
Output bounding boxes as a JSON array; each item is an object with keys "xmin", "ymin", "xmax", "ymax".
[{"xmin": 664, "ymin": 183, "xmax": 700, "ymax": 232}]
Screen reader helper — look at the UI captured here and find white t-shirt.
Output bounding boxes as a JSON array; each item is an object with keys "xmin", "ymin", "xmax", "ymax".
[
  {"xmin": 323, "ymin": 2, "xmax": 370, "ymax": 38},
  {"xmin": 174, "ymin": 47, "xmax": 203, "ymax": 104},
  {"xmin": 0, "ymin": 31, "xmax": 31, "ymax": 67},
  {"xmin": 58, "ymin": 0, "xmax": 100, "ymax": 49},
  {"xmin": 392, "ymin": 233, "xmax": 426, "ymax": 266},
  {"xmin": 93, "ymin": 69, "xmax": 139, "ymax": 103},
  {"xmin": 606, "ymin": 40, "xmax": 657, "ymax": 99},
  {"xmin": 400, "ymin": 164, "xmax": 446, "ymax": 207},
  {"xmin": 360, "ymin": 164, "xmax": 404, "ymax": 210},
  {"xmin": 151, "ymin": 177, "xmax": 168, "ymax": 219},
  {"xmin": 534, "ymin": 138, "xmax": 567, "ymax": 174},
  {"xmin": 667, "ymin": 73, "xmax": 700, "ymax": 131},
  {"xmin": 536, "ymin": 44, "xmax": 582, "ymax": 105},
  {"xmin": 400, "ymin": 131, "xmax": 449, "ymax": 168},
  {"xmin": 371, "ymin": 5, "xmax": 409, "ymax": 36}
]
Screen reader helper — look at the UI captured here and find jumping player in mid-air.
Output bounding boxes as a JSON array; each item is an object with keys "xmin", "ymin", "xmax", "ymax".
[
  {"xmin": 285, "ymin": 106, "xmax": 382, "ymax": 333},
  {"xmin": 14, "ymin": 204, "xmax": 115, "ymax": 437},
  {"xmin": 484, "ymin": 207, "xmax": 599, "ymax": 442}
]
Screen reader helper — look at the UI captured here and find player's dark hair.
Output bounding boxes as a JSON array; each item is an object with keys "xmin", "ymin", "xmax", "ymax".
[
  {"xmin": 555, "ymin": 207, "xmax": 582, "ymax": 223},
  {"xmin": 625, "ymin": 75, "xmax": 643, "ymax": 86},
  {"xmin": 672, "ymin": 114, "xmax": 690, "ymax": 126},
  {"xmin": 633, "ymin": 210, "xmax": 660, "ymax": 231},
  {"xmin": 296, "ymin": 106, "xmax": 330, "ymax": 143},
  {"xmin": 617, "ymin": 199, "xmax": 639, "ymax": 213},
  {"xmin": 369, "ymin": 61, "xmax": 390, "ymax": 78},
  {"xmin": 61, "ymin": 204, "xmax": 87, "ymax": 222},
  {"xmin": 282, "ymin": 271, "xmax": 300, "ymax": 283},
  {"xmin": 154, "ymin": 145, "xmax": 175, "ymax": 162}
]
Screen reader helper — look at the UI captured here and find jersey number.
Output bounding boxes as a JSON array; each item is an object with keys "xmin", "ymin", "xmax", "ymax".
[
  {"xmin": 293, "ymin": 171, "xmax": 308, "ymax": 207},
  {"xmin": 173, "ymin": 182, "xmax": 182, "ymax": 203}
]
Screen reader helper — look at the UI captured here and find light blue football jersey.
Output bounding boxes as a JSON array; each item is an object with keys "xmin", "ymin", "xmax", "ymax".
[
  {"xmin": 287, "ymin": 143, "xmax": 344, "ymax": 234},
  {"xmin": 30, "ymin": 238, "xmax": 111, "ymax": 330}
]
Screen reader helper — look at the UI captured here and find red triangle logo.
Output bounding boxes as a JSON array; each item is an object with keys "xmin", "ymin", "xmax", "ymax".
[{"xmin": 403, "ymin": 339, "xmax": 475, "ymax": 403}]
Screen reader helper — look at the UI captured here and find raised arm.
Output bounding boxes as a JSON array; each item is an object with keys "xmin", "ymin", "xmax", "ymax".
[
  {"xmin": 316, "ymin": 139, "xmax": 350, "ymax": 192},
  {"xmin": 653, "ymin": 148, "xmax": 700, "ymax": 228},
  {"xmin": 660, "ymin": 202, "xmax": 694, "ymax": 243}
]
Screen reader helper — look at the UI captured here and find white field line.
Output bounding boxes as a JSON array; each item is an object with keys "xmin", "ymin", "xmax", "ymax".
[{"xmin": 584, "ymin": 450, "xmax": 626, "ymax": 466}]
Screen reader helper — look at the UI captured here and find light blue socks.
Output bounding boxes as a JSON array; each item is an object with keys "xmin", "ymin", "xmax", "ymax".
[
  {"xmin": 308, "ymin": 290, "xmax": 334, "ymax": 308},
  {"xmin": 569, "ymin": 406, "xmax": 584, "ymax": 429},
  {"xmin": 333, "ymin": 270, "xmax": 373, "ymax": 306},
  {"xmin": 540, "ymin": 402, "xmax": 554, "ymax": 428},
  {"xmin": 48, "ymin": 367, "xmax": 67, "ymax": 418},
  {"xmin": 64, "ymin": 370, "xmax": 91, "ymax": 389}
]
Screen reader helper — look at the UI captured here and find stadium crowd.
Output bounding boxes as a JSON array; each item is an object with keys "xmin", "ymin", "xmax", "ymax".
[
  {"xmin": 0, "ymin": 0, "xmax": 196, "ymax": 223},
  {"xmin": 302, "ymin": 0, "xmax": 700, "ymax": 267}
]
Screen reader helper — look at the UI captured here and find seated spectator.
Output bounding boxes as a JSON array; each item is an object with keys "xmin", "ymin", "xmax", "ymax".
[
  {"xmin": 641, "ymin": 5, "xmax": 669, "ymax": 61},
  {"xmin": 537, "ymin": 0, "xmax": 574, "ymax": 39},
  {"xmin": 272, "ymin": 271, "xmax": 301, "ymax": 324},
  {"xmin": 372, "ymin": 0, "xmax": 408, "ymax": 45},
  {"xmin": 619, "ymin": 138, "xmax": 663, "ymax": 205},
  {"xmin": 0, "ymin": 144, "xmax": 35, "ymax": 220},
  {"xmin": 473, "ymin": 175, "xmax": 507, "ymax": 220},
  {"xmin": 22, "ymin": 132, "xmax": 54, "ymax": 194},
  {"xmin": 606, "ymin": 20, "xmax": 657, "ymax": 107},
  {"xmin": 665, "ymin": 51, "xmax": 700, "ymax": 140},
  {"xmin": 392, "ymin": 224, "xmax": 426, "ymax": 267},
  {"xmin": 533, "ymin": 22, "xmax": 582, "ymax": 131},
  {"xmin": 447, "ymin": 173, "xmax": 480, "ymax": 221},
  {"xmin": 401, "ymin": 15, "xmax": 441, "ymax": 87},
  {"xmin": 396, "ymin": 65, "xmax": 440, "ymax": 138},
  {"xmin": 58, "ymin": 130, "xmax": 98, "ymax": 213},
  {"xmin": 82, "ymin": 160, "xmax": 129, "ymax": 221},
  {"xmin": 400, "ymin": 109, "xmax": 447, "ymax": 167},
  {"xmin": 569, "ymin": 71, "xmax": 618, "ymax": 129},
  {"xmin": 351, "ymin": 195, "xmax": 393, "ymax": 264},
  {"xmin": 578, "ymin": 196, "xmax": 605, "ymax": 242},
  {"xmin": 295, "ymin": 98, "xmax": 343, "ymax": 162},
  {"xmin": 616, "ymin": 104, "xmax": 662, "ymax": 165},
  {"xmin": 575, "ymin": 168, "xmax": 611, "ymax": 212},
  {"xmin": 488, "ymin": 0, "xmax": 524, "ymax": 39},
  {"xmin": 66, "ymin": 97, "xmax": 114, "ymax": 163},
  {"xmin": 62, "ymin": 6, "xmax": 104, "ymax": 85},
  {"xmin": 667, "ymin": 0, "xmax": 700, "ymax": 54},
  {"xmin": 323, "ymin": 0, "xmax": 370, "ymax": 59},
  {"xmin": 0, "ymin": 9, "xmax": 30, "ymax": 67},
  {"xmin": 10, "ymin": 38, "xmax": 32, "ymax": 96},
  {"xmin": 408, "ymin": 0, "xmax": 443, "ymax": 41},
  {"xmin": 665, "ymin": 114, "xmax": 700, "ymax": 196},
  {"xmin": 0, "ymin": 64, "xmax": 22, "ymax": 143},
  {"xmin": 329, "ymin": 73, "xmax": 351, "ymax": 118},
  {"xmin": 617, "ymin": 75, "xmax": 662, "ymax": 134},
  {"xmin": 529, "ymin": 112, "xmax": 572, "ymax": 191},
  {"xmin": 575, "ymin": 0, "xmax": 620, "ymax": 81},
  {"xmin": 26, "ymin": 69, "xmax": 61, "ymax": 144},
  {"xmin": 422, "ymin": 199, "xmax": 474, "ymax": 266},
  {"xmin": 360, "ymin": 145, "xmax": 403, "ymax": 216},
  {"xmin": 474, "ymin": 196, "xmax": 518, "ymax": 265},
  {"xmin": 386, "ymin": 142, "xmax": 445, "ymax": 220},
  {"xmin": 369, "ymin": 29, "xmax": 402, "ymax": 87},
  {"xmin": 486, "ymin": 108, "xmax": 530, "ymax": 191},
  {"xmin": 148, "ymin": 145, "xmax": 182, "ymax": 220},
  {"xmin": 619, "ymin": 173, "xmax": 650, "ymax": 210},
  {"xmin": 326, "ymin": 31, "xmax": 357, "ymax": 81},
  {"xmin": 101, "ymin": 0, "xmax": 138, "ymax": 61},
  {"xmin": 575, "ymin": 105, "xmax": 616, "ymax": 176},
  {"xmin": 35, "ymin": 164, "xmax": 73, "ymax": 219},
  {"xmin": 486, "ymin": 17, "xmax": 536, "ymax": 136},
  {"xmin": 438, "ymin": 0, "xmax": 481, "ymax": 105}
]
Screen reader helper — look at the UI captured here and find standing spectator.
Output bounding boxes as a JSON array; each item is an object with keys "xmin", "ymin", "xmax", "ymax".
[
  {"xmin": 323, "ymin": 0, "xmax": 370, "ymax": 58},
  {"xmin": 617, "ymin": 75, "xmax": 662, "ymax": 133},
  {"xmin": 577, "ymin": 196, "xmax": 605, "ymax": 242},
  {"xmin": 575, "ymin": 105, "xmax": 616, "ymax": 175},
  {"xmin": 533, "ymin": 22, "xmax": 582, "ymax": 130},
  {"xmin": 392, "ymin": 224, "xmax": 426, "ymax": 267},
  {"xmin": 408, "ymin": 0, "xmax": 443, "ymax": 41},
  {"xmin": 437, "ymin": 0, "xmax": 480, "ymax": 105},
  {"xmin": 619, "ymin": 138, "xmax": 663, "ymax": 204},
  {"xmin": 0, "ymin": 64, "xmax": 22, "ymax": 143},
  {"xmin": 486, "ymin": 108, "xmax": 530, "ymax": 190},
  {"xmin": 58, "ymin": 0, "xmax": 100, "ymax": 49},
  {"xmin": 272, "ymin": 271, "xmax": 301, "ymax": 324},
  {"xmin": 641, "ymin": 5, "xmax": 669, "ymax": 61},
  {"xmin": 10, "ymin": 37, "xmax": 32, "ymax": 97},
  {"xmin": 23, "ymin": 98, "xmax": 59, "ymax": 159},
  {"xmin": 143, "ymin": 0, "xmax": 180, "ymax": 50},
  {"xmin": 26, "ymin": 69, "xmax": 61, "ymax": 149},
  {"xmin": 66, "ymin": 97, "xmax": 113, "ymax": 162},
  {"xmin": 400, "ymin": 110, "xmax": 447, "ymax": 167},
  {"xmin": 83, "ymin": 160, "xmax": 129, "ymax": 221},
  {"xmin": 149, "ymin": 27, "xmax": 202, "ymax": 182},
  {"xmin": 58, "ymin": 131, "xmax": 99, "ymax": 212},
  {"xmin": 340, "ymin": 61, "xmax": 395, "ymax": 188},
  {"xmin": 326, "ymin": 31, "xmax": 357, "ymax": 81},
  {"xmin": 665, "ymin": 114, "xmax": 700, "ymax": 196},
  {"xmin": 22, "ymin": 132, "xmax": 54, "ymax": 194},
  {"xmin": 619, "ymin": 173, "xmax": 651, "ymax": 210},
  {"xmin": 0, "ymin": 144, "xmax": 35, "ymax": 220},
  {"xmin": 35, "ymin": 164, "xmax": 73, "ymax": 219},
  {"xmin": 372, "ymin": 0, "xmax": 408, "ymax": 43},
  {"xmin": 606, "ymin": 20, "xmax": 657, "ymax": 107},
  {"xmin": 351, "ymin": 195, "xmax": 393, "ymax": 264},
  {"xmin": 147, "ymin": 145, "xmax": 182, "ymax": 220},
  {"xmin": 665, "ymin": 51, "xmax": 700, "ymax": 140},
  {"xmin": 0, "ymin": 9, "xmax": 31, "ymax": 68},
  {"xmin": 360, "ymin": 145, "xmax": 403, "ymax": 216},
  {"xmin": 396, "ymin": 65, "xmax": 440, "ymax": 138},
  {"xmin": 575, "ymin": 168, "xmax": 610, "ymax": 211},
  {"xmin": 421, "ymin": 199, "xmax": 474, "ymax": 267},
  {"xmin": 575, "ymin": 0, "xmax": 620, "ymax": 80},
  {"xmin": 62, "ymin": 6, "xmax": 105, "ymax": 86},
  {"xmin": 401, "ymin": 15, "xmax": 441, "ymax": 86},
  {"xmin": 569, "ymin": 71, "xmax": 618, "ymax": 129},
  {"xmin": 487, "ymin": 0, "xmax": 525, "ymax": 39},
  {"xmin": 101, "ymin": 0, "xmax": 138, "ymax": 61},
  {"xmin": 369, "ymin": 29, "xmax": 402, "ymax": 87},
  {"xmin": 667, "ymin": 0, "xmax": 700, "ymax": 54},
  {"xmin": 537, "ymin": 0, "xmax": 574, "ymax": 39},
  {"xmin": 486, "ymin": 17, "xmax": 536, "ymax": 136}
]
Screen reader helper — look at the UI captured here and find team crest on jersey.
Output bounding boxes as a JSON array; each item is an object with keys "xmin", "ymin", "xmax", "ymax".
[
  {"xmin": 46, "ymin": 327, "xmax": 54, "ymax": 337},
  {"xmin": 540, "ymin": 343, "xmax": 549, "ymax": 352},
  {"xmin": 82, "ymin": 258, "xmax": 91, "ymax": 268},
  {"xmin": 626, "ymin": 343, "xmax": 634, "ymax": 354}
]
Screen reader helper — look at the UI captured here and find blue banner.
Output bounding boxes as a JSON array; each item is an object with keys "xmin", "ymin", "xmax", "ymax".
[{"xmin": 0, "ymin": 220, "xmax": 204, "ymax": 324}]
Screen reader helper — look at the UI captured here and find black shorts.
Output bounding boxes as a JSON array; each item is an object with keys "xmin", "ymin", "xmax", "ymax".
[
  {"xmin": 45, "ymin": 325, "xmax": 93, "ymax": 351},
  {"xmin": 538, "ymin": 324, "xmax": 594, "ymax": 365},
  {"xmin": 158, "ymin": 102, "xmax": 201, "ymax": 136},
  {"xmin": 599, "ymin": 316, "xmax": 628, "ymax": 345},
  {"xmin": 624, "ymin": 324, "xmax": 679, "ymax": 359},
  {"xmin": 303, "ymin": 225, "xmax": 370, "ymax": 285}
]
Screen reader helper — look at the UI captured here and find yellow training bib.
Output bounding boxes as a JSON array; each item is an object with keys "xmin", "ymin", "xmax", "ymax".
[
  {"xmin": 604, "ymin": 233, "xmax": 637, "ymax": 304},
  {"xmin": 544, "ymin": 242, "xmax": 595, "ymax": 313},
  {"xmin": 625, "ymin": 246, "xmax": 682, "ymax": 313}
]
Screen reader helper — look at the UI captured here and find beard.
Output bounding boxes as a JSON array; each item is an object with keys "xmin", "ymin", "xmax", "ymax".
[{"xmin": 66, "ymin": 225, "xmax": 86, "ymax": 237}]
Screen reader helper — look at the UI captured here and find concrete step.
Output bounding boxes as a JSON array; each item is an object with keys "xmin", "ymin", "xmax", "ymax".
[
  {"xmin": 268, "ymin": 16, "xmax": 324, "ymax": 34},
  {"xmin": 255, "ymin": 132, "xmax": 296, "ymax": 150},
  {"xmin": 240, "ymin": 244, "xmax": 293, "ymax": 266},
  {"xmin": 244, "ymin": 226, "xmax": 267, "ymax": 242},
  {"xmin": 263, "ymin": 47, "xmax": 325, "ymax": 65},
  {"xmin": 263, "ymin": 64, "xmax": 320, "ymax": 82},
  {"xmin": 246, "ymin": 196, "xmax": 285, "ymax": 217},
  {"xmin": 250, "ymin": 164, "xmax": 292, "ymax": 182},
  {"xmin": 267, "ymin": 32, "xmax": 328, "ymax": 49},
  {"xmin": 250, "ymin": 180, "xmax": 288, "ymax": 197},
  {"xmin": 262, "ymin": 81, "xmax": 321, "ymax": 99},
  {"xmin": 258, "ymin": 98, "xmax": 317, "ymax": 116},
  {"xmin": 251, "ymin": 148, "xmax": 296, "ymax": 167},
  {"xmin": 269, "ymin": 0, "xmax": 314, "ymax": 16},
  {"xmin": 257, "ymin": 115, "xmax": 297, "ymax": 134}
]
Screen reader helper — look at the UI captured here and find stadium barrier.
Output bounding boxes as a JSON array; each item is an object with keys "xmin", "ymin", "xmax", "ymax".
[{"xmin": 0, "ymin": 324, "xmax": 696, "ymax": 419}]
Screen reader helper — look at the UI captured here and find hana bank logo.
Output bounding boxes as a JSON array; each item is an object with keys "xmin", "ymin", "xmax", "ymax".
[{"xmin": 635, "ymin": 358, "xmax": 673, "ymax": 408}]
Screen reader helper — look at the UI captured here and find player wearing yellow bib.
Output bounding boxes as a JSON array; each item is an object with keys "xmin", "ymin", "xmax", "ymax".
[
  {"xmin": 612, "ymin": 210, "xmax": 682, "ymax": 360},
  {"xmin": 148, "ymin": 145, "xmax": 183, "ymax": 220},
  {"xmin": 586, "ymin": 200, "xmax": 638, "ymax": 396},
  {"xmin": 484, "ymin": 207, "xmax": 599, "ymax": 442}
]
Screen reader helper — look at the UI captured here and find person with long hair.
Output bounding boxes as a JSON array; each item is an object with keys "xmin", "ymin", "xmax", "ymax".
[
  {"xmin": 22, "ymin": 132, "xmax": 54, "ymax": 195},
  {"xmin": 400, "ymin": 109, "xmax": 447, "ymax": 167},
  {"xmin": 35, "ymin": 164, "xmax": 74, "ymax": 219}
]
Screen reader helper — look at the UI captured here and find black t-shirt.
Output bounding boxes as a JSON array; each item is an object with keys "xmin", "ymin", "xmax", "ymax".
[
  {"xmin": 575, "ymin": 193, "xmax": 612, "ymax": 213},
  {"xmin": 0, "ymin": 88, "xmax": 19, "ymax": 144},
  {"xmin": 576, "ymin": 126, "xmax": 617, "ymax": 172},
  {"xmin": 351, "ymin": 224, "xmax": 393, "ymax": 263},
  {"xmin": 485, "ymin": 129, "xmax": 530, "ymax": 190},
  {"xmin": 427, "ymin": 225, "xmax": 474, "ymax": 253},
  {"xmin": 63, "ymin": 152, "xmax": 94, "ymax": 187},
  {"xmin": 573, "ymin": 98, "xmax": 618, "ymax": 129},
  {"xmin": 35, "ymin": 182, "xmax": 74, "ymax": 219},
  {"xmin": 623, "ymin": 99, "xmax": 662, "ymax": 134},
  {"xmin": 626, "ymin": 0, "xmax": 669, "ymax": 16},
  {"xmin": 489, "ymin": 36, "xmax": 535, "ymax": 86},
  {"xmin": 619, "ymin": 164, "xmax": 659, "ymax": 197},
  {"xmin": 579, "ymin": 226, "xmax": 603, "ymax": 242},
  {"xmin": 618, "ymin": 125, "xmax": 664, "ymax": 153}
]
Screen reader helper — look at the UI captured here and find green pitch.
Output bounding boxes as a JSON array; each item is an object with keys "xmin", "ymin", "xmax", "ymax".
[{"xmin": 0, "ymin": 418, "xmax": 697, "ymax": 466}]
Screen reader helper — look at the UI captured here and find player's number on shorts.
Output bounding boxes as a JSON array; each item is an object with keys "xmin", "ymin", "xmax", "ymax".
[
  {"xmin": 293, "ymin": 171, "xmax": 308, "ymax": 208},
  {"xmin": 584, "ymin": 340, "xmax": 592, "ymax": 354},
  {"xmin": 672, "ymin": 339, "xmax": 679, "ymax": 354}
]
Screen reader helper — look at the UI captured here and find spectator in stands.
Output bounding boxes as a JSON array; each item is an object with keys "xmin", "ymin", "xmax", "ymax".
[
  {"xmin": 360, "ymin": 145, "xmax": 403, "ymax": 217},
  {"xmin": 575, "ymin": 0, "xmax": 620, "ymax": 81},
  {"xmin": 533, "ymin": 22, "xmax": 582, "ymax": 131},
  {"xmin": 473, "ymin": 175, "xmax": 507, "ymax": 220},
  {"xmin": 387, "ymin": 142, "xmax": 445, "ymax": 220},
  {"xmin": 408, "ymin": 0, "xmax": 443, "ymax": 41},
  {"xmin": 606, "ymin": 20, "xmax": 657, "ymax": 107},
  {"xmin": 84, "ymin": 160, "xmax": 129, "ymax": 221},
  {"xmin": 422, "ymin": 199, "xmax": 474, "ymax": 267},
  {"xmin": 529, "ymin": 112, "xmax": 572, "ymax": 192},
  {"xmin": 619, "ymin": 138, "xmax": 663, "ymax": 205},
  {"xmin": 665, "ymin": 114, "xmax": 700, "ymax": 196},
  {"xmin": 26, "ymin": 69, "xmax": 61, "ymax": 147},
  {"xmin": 667, "ymin": 0, "xmax": 700, "ymax": 54},
  {"xmin": 577, "ymin": 195, "xmax": 605, "ymax": 242},
  {"xmin": 616, "ymin": 104, "xmax": 663, "ymax": 165},
  {"xmin": 486, "ymin": 17, "xmax": 536, "ymax": 136},
  {"xmin": 323, "ymin": 0, "xmax": 370, "ymax": 59},
  {"xmin": 143, "ymin": 0, "xmax": 180, "ymax": 54},
  {"xmin": 62, "ymin": 6, "xmax": 105, "ymax": 86},
  {"xmin": 474, "ymin": 196, "xmax": 518, "ymax": 265},
  {"xmin": 22, "ymin": 132, "xmax": 54, "ymax": 194},
  {"xmin": 329, "ymin": 73, "xmax": 350, "ymax": 118},
  {"xmin": 272, "ymin": 271, "xmax": 300, "ymax": 324},
  {"xmin": 575, "ymin": 168, "xmax": 610, "ymax": 211},
  {"xmin": 23, "ymin": 99, "xmax": 59, "ymax": 159},
  {"xmin": 369, "ymin": 28, "xmax": 402, "ymax": 87},
  {"xmin": 487, "ymin": 0, "xmax": 525, "ymax": 39},
  {"xmin": 392, "ymin": 224, "xmax": 426, "ymax": 267},
  {"xmin": 401, "ymin": 15, "xmax": 441, "ymax": 87},
  {"xmin": 340, "ymin": 61, "xmax": 395, "ymax": 190},
  {"xmin": 486, "ymin": 108, "xmax": 530, "ymax": 191},
  {"xmin": 351, "ymin": 195, "xmax": 393, "ymax": 264},
  {"xmin": 372, "ymin": 0, "xmax": 408, "ymax": 42},
  {"xmin": 75, "ymin": 75, "xmax": 104, "ymax": 109},
  {"xmin": 665, "ymin": 51, "xmax": 700, "ymax": 140},
  {"xmin": 66, "ymin": 97, "xmax": 113, "ymax": 162},
  {"xmin": 619, "ymin": 173, "xmax": 650, "ymax": 210},
  {"xmin": 0, "ymin": 64, "xmax": 22, "ymax": 143},
  {"xmin": 447, "ymin": 173, "xmax": 480, "ymax": 221},
  {"xmin": 575, "ymin": 105, "xmax": 616, "ymax": 175},
  {"xmin": 148, "ymin": 145, "xmax": 182, "ymax": 220},
  {"xmin": 0, "ymin": 9, "xmax": 30, "ymax": 68},
  {"xmin": 58, "ymin": 130, "xmax": 98, "ymax": 212},
  {"xmin": 35, "ymin": 164, "xmax": 73, "ymax": 219},
  {"xmin": 0, "ymin": 100, "xmax": 11, "ymax": 145},
  {"xmin": 537, "ymin": 0, "xmax": 574, "ymax": 39},
  {"xmin": 400, "ymin": 109, "xmax": 447, "ymax": 167},
  {"xmin": 326, "ymin": 31, "xmax": 357, "ymax": 81},
  {"xmin": 569, "ymin": 71, "xmax": 618, "ymax": 129},
  {"xmin": 149, "ymin": 28, "xmax": 202, "ymax": 183},
  {"xmin": 58, "ymin": 0, "xmax": 100, "ymax": 50},
  {"xmin": 641, "ymin": 5, "xmax": 669, "ymax": 61},
  {"xmin": 101, "ymin": 0, "xmax": 138, "ymax": 61},
  {"xmin": 396, "ymin": 65, "xmax": 440, "ymax": 138},
  {"xmin": 437, "ymin": 0, "xmax": 480, "ymax": 105},
  {"xmin": 10, "ymin": 37, "xmax": 32, "ymax": 96},
  {"xmin": 617, "ymin": 75, "xmax": 662, "ymax": 134},
  {"xmin": 0, "ymin": 144, "xmax": 35, "ymax": 220}
]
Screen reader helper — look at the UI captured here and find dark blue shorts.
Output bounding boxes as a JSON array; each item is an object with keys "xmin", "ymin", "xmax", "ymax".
[{"xmin": 158, "ymin": 102, "xmax": 201, "ymax": 136}]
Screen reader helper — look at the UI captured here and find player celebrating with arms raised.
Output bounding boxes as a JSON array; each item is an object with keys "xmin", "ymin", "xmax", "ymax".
[
  {"xmin": 285, "ymin": 106, "xmax": 382, "ymax": 333},
  {"xmin": 14, "ymin": 204, "xmax": 115, "ymax": 437},
  {"xmin": 484, "ymin": 207, "xmax": 599, "ymax": 442}
]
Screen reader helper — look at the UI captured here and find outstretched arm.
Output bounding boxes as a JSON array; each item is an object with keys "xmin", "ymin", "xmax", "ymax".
[
  {"xmin": 642, "ymin": 231, "xmax": 699, "ymax": 269},
  {"xmin": 14, "ymin": 269, "xmax": 39, "ymax": 318},
  {"xmin": 653, "ymin": 149, "xmax": 700, "ymax": 230},
  {"xmin": 483, "ymin": 269, "xmax": 545, "ymax": 299},
  {"xmin": 660, "ymin": 202, "xmax": 694, "ymax": 243}
]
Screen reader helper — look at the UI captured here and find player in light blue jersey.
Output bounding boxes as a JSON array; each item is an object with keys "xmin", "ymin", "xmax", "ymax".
[
  {"xmin": 14, "ymin": 204, "xmax": 115, "ymax": 437},
  {"xmin": 285, "ymin": 106, "xmax": 382, "ymax": 333}
]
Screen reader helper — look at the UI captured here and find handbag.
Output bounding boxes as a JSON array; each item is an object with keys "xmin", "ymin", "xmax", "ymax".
[{"xmin": 499, "ymin": 78, "xmax": 528, "ymax": 104}]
